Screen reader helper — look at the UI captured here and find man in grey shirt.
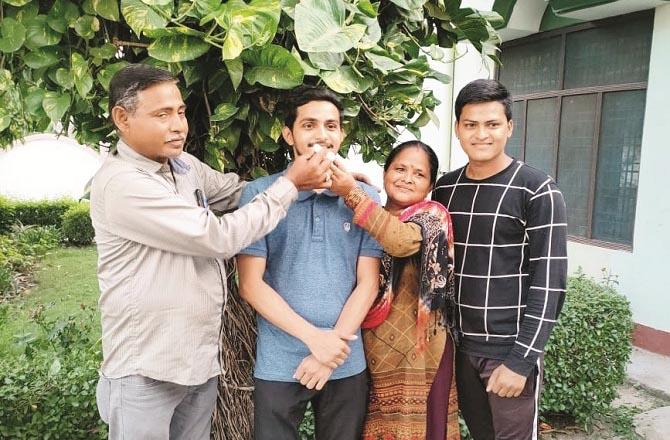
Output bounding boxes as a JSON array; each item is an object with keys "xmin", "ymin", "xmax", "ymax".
[{"xmin": 91, "ymin": 64, "xmax": 335, "ymax": 439}]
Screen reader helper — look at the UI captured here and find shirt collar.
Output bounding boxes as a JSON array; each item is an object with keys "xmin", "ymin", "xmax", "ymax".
[{"xmin": 115, "ymin": 139, "xmax": 165, "ymax": 174}]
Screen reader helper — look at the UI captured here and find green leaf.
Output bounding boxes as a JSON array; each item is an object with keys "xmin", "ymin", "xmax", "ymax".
[
  {"xmin": 365, "ymin": 52, "xmax": 403, "ymax": 73},
  {"xmin": 428, "ymin": 69, "xmax": 451, "ymax": 84},
  {"xmin": 121, "ymin": 0, "xmax": 168, "ymax": 36},
  {"xmin": 211, "ymin": 103, "xmax": 239, "ymax": 122},
  {"xmin": 259, "ymin": 138, "xmax": 280, "ymax": 152},
  {"xmin": 291, "ymin": 49, "xmax": 320, "ymax": 76},
  {"xmin": 24, "ymin": 15, "xmax": 62, "ymax": 49},
  {"xmin": 357, "ymin": 0, "xmax": 378, "ymax": 17},
  {"xmin": 0, "ymin": 18, "xmax": 26, "ymax": 53},
  {"xmin": 0, "ymin": 69, "xmax": 12, "ymax": 93},
  {"xmin": 390, "ymin": 0, "xmax": 426, "ymax": 11},
  {"xmin": 222, "ymin": 28, "xmax": 245, "ymax": 60},
  {"xmin": 74, "ymin": 15, "xmax": 100, "ymax": 40},
  {"xmin": 54, "ymin": 68, "xmax": 75, "ymax": 89},
  {"xmin": 42, "ymin": 92, "xmax": 71, "ymax": 122},
  {"xmin": 321, "ymin": 66, "xmax": 372, "ymax": 93},
  {"xmin": 242, "ymin": 45, "xmax": 304, "ymax": 89},
  {"xmin": 92, "ymin": 0, "xmax": 120, "ymax": 21},
  {"xmin": 97, "ymin": 62, "xmax": 129, "ymax": 91},
  {"xmin": 148, "ymin": 35, "xmax": 210, "ymax": 62},
  {"xmin": 355, "ymin": 15, "xmax": 381, "ymax": 50},
  {"xmin": 24, "ymin": 88, "xmax": 46, "ymax": 113},
  {"xmin": 295, "ymin": 0, "xmax": 364, "ymax": 53},
  {"xmin": 90, "ymin": 43, "xmax": 119, "ymax": 63},
  {"xmin": 71, "ymin": 53, "xmax": 93, "ymax": 98},
  {"xmin": 217, "ymin": 0, "xmax": 281, "ymax": 59},
  {"xmin": 0, "ymin": 114, "xmax": 11, "ymax": 132},
  {"xmin": 24, "ymin": 47, "xmax": 60, "ymax": 68},
  {"xmin": 307, "ymin": 52, "xmax": 344, "ymax": 71},
  {"xmin": 225, "ymin": 58, "xmax": 244, "ymax": 91},
  {"xmin": 2, "ymin": 0, "xmax": 32, "ymax": 6}
]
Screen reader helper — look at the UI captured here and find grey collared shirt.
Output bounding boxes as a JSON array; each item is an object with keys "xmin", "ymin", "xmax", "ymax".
[{"xmin": 90, "ymin": 140, "xmax": 297, "ymax": 385}]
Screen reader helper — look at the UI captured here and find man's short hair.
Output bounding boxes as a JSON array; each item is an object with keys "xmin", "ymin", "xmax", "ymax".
[
  {"xmin": 455, "ymin": 79, "xmax": 512, "ymax": 121},
  {"xmin": 283, "ymin": 85, "xmax": 344, "ymax": 129},
  {"xmin": 108, "ymin": 64, "xmax": 177, "ymax": 117}
]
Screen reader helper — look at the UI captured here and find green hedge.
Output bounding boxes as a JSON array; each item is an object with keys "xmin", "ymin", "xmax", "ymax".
[
  {"xmin": 12, "ymin": 198, "xmax": 78, "ymax": 228},
  {"xmin": 0, "ymin": 307, "xmax": 107, "ymax": 439},
  {"xmin": 61, "ymin": 204, "xmax": 94, "ymax": 246},
  {"xmin": 541, "ymin": 273, "xmax": 634, "ymax": 426},
  {"xmin": 0, "ymin": 197, "xmax": 15, "ymax": 234},
  {"xmin": 0, "ymin": 197, "xmax": 78, "ymax": 230}
]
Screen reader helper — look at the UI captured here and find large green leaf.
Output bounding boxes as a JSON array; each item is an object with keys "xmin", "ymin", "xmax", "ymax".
[
  {"xmin": 354, "ymin": 15, "xmax": 381, "ymax": 50},
  {"xmin": 0, "ymin": 18, "xmax": 26, "ymax": 53},
  {"xmin": 242, "ymin": 45, "xmax": 304, "ymax": 89},
  {"xmin": 24, "ymin": 15, "xmax": 62, "ymax": 49},
  {"xmin": 225, "ymin": 58, "xmax": 244, "ymax": 91},
  {"xmin": 42, "ymin": 92, "xmax": 71, "ymax": 122},
  {"xmin": 2, "ymin": 0, "xmax": 32, "ymax": 6},
  {"xmin": 216, "ymin": 0, "xmax": 281, "ymax": 60},
  {"xmin": 24, "ymin": 47, "xmax": 60, "ymax": 68},
  {"xmin": 210, "ymin": 103, "xmax": 239, "ymax": 122},
  {"xmin": 74, "ymin": 15, "xmax": 100, "ymax": 39},
  {"xmin": 92, "ymin": 0, "xmax": 120, "ymax": 21},
  {"xmin": 121, "ymin": 0, "xmax": 168, "ymax": 36},
  {"xmin": 54, "ymin": 68, "xmax": 75, "ymax": 89},
  {"xmin": 321, "ymin": 66, "xmax": 372, "ymax": 93},
  {"xmin": 148, "ymin": 35, "xmax": 210, "ymax": 62},
  {"xmin": 24, "ymin": 87, "xmax": 45, "ymax": 114},
  {"xmin": 71, "ymin": 53, "xmax": 93, "ymax": 98},
  {"xmin": 295, "ymin": 0, "xmax": 365, "ymax": 53},
  {"xmin": 307, "ymin": 52, "xmax": 344, "ymax": 71},
  {"xmin": 365, "ymin": 52, "xmax": 403, "ymax": 73}
]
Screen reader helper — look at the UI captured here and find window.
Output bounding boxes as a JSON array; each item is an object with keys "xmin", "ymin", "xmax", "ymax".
[{"xmin": 498, "ymin": 11, "xmax": 653, "ymax": 248}]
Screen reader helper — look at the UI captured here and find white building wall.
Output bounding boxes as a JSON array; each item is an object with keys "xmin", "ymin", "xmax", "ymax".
[{"xmin": 0, "ymin": 134, "xmax": 103, "ymax": 201}]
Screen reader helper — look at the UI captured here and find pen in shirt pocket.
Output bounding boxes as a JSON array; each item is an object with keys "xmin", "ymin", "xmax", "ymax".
[{"xmin": 194, "ymin": 189, "xmax": 209, "ymax": 209}]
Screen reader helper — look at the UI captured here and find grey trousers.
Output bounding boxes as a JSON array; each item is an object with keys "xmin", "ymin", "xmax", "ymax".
[{"xmin": 96, "ymin": 374, "xmax": 218, "ymax": 440}]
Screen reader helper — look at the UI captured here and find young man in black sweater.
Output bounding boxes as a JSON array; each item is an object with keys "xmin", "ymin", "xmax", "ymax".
[{"xmin": 433, "ymin": 79, "xmax": 568, "ymax": 440}]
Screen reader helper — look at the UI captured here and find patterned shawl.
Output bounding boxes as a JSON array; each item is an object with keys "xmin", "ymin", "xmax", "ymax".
[{"xmin": 361, "ymin": 200, "xmax": 457, "ymax": 352}]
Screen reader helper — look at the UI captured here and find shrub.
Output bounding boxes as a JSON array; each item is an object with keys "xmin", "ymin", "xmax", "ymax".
[
  {"xmin": 0, "ymin": 196, "xmax": 15, "ymax": 234},
  {"xmin": 0, "ymin": 265, "xmax": 14, "ymax": 298},
  {"xmin": 0, "ymin": 306, "xmax": 107, "ymax": 439},
  {"xmin": 13, "ymin": 198, "xmax": 77, "ymax": 228},
  {"xmin": 541, "ymin": 272, "xmax": 634, "ymax": 426},
  {"xmin": 11, "ymin": 225, "xmax": 61, "ymax": 257},
  {"xmin": 61, "ymin": 203, "xmax": 94, "ymax": 246},
  {"xmin": 0, "ymin": 235, "xmax": 34, "ymax": 273}
]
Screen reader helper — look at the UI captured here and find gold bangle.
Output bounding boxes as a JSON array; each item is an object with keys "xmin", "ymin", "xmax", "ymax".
[{"xmin": 344, "ymin": 186, "xmax": 367, "ymax": 210}]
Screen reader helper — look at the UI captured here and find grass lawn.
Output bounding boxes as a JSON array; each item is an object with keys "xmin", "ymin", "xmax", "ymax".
[{"xmin": 0, "ymin": 245, "xmax": 100, "ymax": 356}]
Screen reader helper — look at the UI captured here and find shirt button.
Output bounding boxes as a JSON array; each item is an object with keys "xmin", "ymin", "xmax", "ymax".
[{"xmin": 315, "ymin": 217, "xmax": 320, "ymax": 222}]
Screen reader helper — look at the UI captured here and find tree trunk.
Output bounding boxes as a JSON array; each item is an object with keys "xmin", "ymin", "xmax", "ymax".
[{"xmin": 212, "ymin": 259, "xmax": 256, "ymax": 440}]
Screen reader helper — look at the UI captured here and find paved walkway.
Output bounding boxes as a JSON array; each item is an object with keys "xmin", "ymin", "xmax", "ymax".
[{"xmin": 627, "ymin": 347, "xmax": 670, "ymax": 439}]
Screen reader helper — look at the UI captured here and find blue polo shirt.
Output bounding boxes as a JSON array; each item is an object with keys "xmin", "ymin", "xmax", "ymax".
[{"xmin": 238, "ymin": 171, "xmax": 383, "ymax": 382}]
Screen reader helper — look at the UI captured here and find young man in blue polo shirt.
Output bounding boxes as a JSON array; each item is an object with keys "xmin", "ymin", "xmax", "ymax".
[{"xmin": 237, "ymin": 86, "xmax": 382, "ymax": 440}]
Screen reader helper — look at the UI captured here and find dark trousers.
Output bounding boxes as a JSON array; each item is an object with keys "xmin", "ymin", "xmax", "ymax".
[
  {"xmin": 456, "ymin": 351, "xmax": 542, "ymax": 440},
  {"xmin": 254, "ymin": 371, "xmax": 368, "ymax": 440}
]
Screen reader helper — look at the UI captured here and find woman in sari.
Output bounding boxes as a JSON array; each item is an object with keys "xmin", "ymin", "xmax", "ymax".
[{"xmin": 329, "ymin": 141, "xmax": 459, "ymax": 440}]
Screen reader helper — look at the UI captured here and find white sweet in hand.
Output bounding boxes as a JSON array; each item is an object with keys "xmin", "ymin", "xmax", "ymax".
[{"xmin": 312, "ymin": 143, "xmax": 322, "ymax": 153}]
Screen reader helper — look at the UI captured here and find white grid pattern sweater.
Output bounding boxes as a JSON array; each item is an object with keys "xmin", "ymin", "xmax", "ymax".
[{"xmin": 433, "ymin": 160, "xmax": 568, "ymax": 376}]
